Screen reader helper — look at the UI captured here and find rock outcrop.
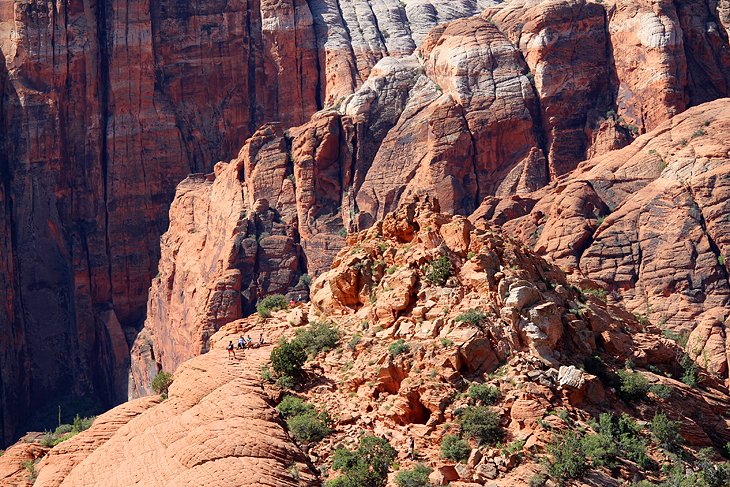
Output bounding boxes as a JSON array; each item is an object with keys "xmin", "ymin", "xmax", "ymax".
[
  {"xmin": 0, "ymin": 0, "xmax": 493, "ymax": 445},
  {"xmin": 131, "ymin": 0, "xmax": 730, "ymax": 401},
  {"xmin": 480, "ymin": 98, "xmax": 730, "ymax": 378},
  {"xmin": 3, "ymin": 0, "xmax": 730, "ymax": 448}
]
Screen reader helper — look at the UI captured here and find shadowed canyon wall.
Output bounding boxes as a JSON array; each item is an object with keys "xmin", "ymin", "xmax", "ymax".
[{"xmin": 2, "ymin": 0, "xmax": 730, "ymax": 446}]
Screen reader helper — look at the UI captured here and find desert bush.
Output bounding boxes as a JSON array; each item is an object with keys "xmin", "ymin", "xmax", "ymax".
[
  {"xmin": 152, "ymin": 371, "xmax": 174, "ymax": 397},
  {"xmin": 468, "ymin": 384, "xmax": 500, "ymax": 405},
  {"xmin": 327, "ymin": 435, "xmax": 397, "ymax": 487},
  {"xmin": 287, "ymin": 412, "xmax": 330, "ymax": 444},
  {"xmin": 294, "ymin": 321, "xmax": 340, "ymax": 358},
  {"xmin": 388, "ymin": 339, "xmax": 411, "ymax": 358},
  {"xmin": 545, "ymin": 430, "xmax": 586, "ymax": 482},
  {"xmin": 650, "ymin": 412, "xmax": 682, "ymax": 452},
  {"xmin": 424, "ymin": 255, "xmax": 453, "ymax": 286},
  {"xmin": 270, "ymin": 339, "xmax": 307, "ymax": 379},
  {"xmin": 617, "ymin": 368, "xmax": 649, "ymax": 400},
  {"xmin": 440, "ymin": 434, "xmax": 470, "ymax": 462},
  {"xmin": 455, "ymin": 309, "xmax": 487, "ymax": 328},
  {"xmin": 257, "ymin": 294, "xmax": 289, "ymax": 318},
  {"xmin": 395, "ymin": 463, "xmax": 433, "ymax": 487},
  {"xmin": 277, "ymin": 395, "xmax": 314, "ymax": 419},
  {"xmin": 458, "ymin": 406, "xmax": 504, "ymax": 445}
]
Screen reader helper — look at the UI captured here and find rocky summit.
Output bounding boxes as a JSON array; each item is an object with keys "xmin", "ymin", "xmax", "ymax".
[{"xmin": 1, "ymin": 0, "xmax": 730, "ymax": 486}]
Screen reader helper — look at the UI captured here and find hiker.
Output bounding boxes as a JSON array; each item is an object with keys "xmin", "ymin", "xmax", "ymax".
[
  {"xmin": 227, "ymin": 341, "xmax": 236, "ymax": 359},
  {"xmin": 408, "ymin": 436, "xmax": 415, "ymax": 460},
  {"xmin": 237, "ymin": 336, "xmax": 245, "ymax": 350},
  {"xmin": 246, "ymin": 335, "xmax": 253, "ymax": 348},
  {"xmin": 259, "ymin": 333, "xmax": 265, "ymax": 346},
  {"xmin": 289, "ymin": 298, "xmax": 296, "ymax": 307}
]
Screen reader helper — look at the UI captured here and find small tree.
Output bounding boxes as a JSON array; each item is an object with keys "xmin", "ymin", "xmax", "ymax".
[
  {"xmin": 152, "ymin": 371, "xmax": 174, "ymax": 397},
  {"xmin": 459, "ymin": 406, "xmax": 504, "ymax": 445},
  {"xmin": 650, "ymin": 412, "xmax": 682, "ymax": 452},
  {"xmin": 395, "ymin": 463, "xmax": 432, "ymax": 487},
  {"xmin": 424, "ymin": 255, "xmax": 453, "ymax": 286},
  {"xmin": 617, "ymin": 368, "xmax": 649, "ymax": 401},
  {"xmin": 328, "ymin": 435, "xmax": 397, "ymax": 487},
  {"xmin": 546, "ymin": 430, "xmax": 586, "ymax": 482},
  {"xmin": 440, "ymin": 434, "xmax": 470, "ymax": 462},
  {"xmin": 270, "ymin": 339, "xmax": 307, "ymax": 379}
]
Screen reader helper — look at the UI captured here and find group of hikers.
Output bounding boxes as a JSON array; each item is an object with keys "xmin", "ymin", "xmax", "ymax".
[{"xmin": 226, "ymin": 333, "xmax": 265, "ymax": 359}]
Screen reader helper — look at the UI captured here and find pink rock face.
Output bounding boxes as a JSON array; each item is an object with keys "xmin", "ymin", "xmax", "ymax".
[
  {"xmin": 38, "ymin": 327, "xmax": 316, "ymax": 486},
  {"xmin": 485, "ymin": 99, "xmax": 730, "ymax": 377},
  {"xmin": 0, "ymin": 0, "xmax": 495, "ymax": 445}
]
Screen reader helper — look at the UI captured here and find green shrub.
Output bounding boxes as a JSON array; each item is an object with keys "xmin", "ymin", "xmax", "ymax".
[
  {"xmin": 650, "ymin": 412, "xmax": 682, "ymax": 452},
  {"xmin": 257, "ymin": 294, "xmax": 289, "ymax": 318},
  {"xmin": 152, "ymin": 371, "xmax": 174, "ymax": 396},
  {"xmin": 298, "ymin": 274, "xmax": 313, "ymax": 287},
  {"xmin": 455, "ymin": 309, "xmax": 487, "ymax": 328},
  {"xmin": 529, "ymin": 472, "xmax": 547, "ymax": 487},
  {"xmin": 395, "ymin": 463, "xmax": 433, "ymax": 487},
  {"xmin": 287, "ymin": 412, "xmax": 330, "ymax": 444},
  {"xmin": 582, "ymin": 288, "xmax": 608, "ymax": 302},
  {"xmin": 698, "ymin": 447, "xmax": 730, "ymax": 487},
  {"xmin": 347, "ymin": 334, "xmax": 361, "ymax": 351},
  {"xmin": 581, "ymin": 431, "xmax": 617, "ymax": 469},
  {"xmin": 680, "ymin": 354, "xmax": 699, "ymax": 387},
  {"xmin": 276, "ymin": 374, "xmax": 296, "ymax": 389},
  {"xmin": 458, "ymin": 406, "xmax": 504, "ymax": 445},
  {"xmin": 54, "ymin": 423, "xmax": 73, "ymax": 435},
  {"xmin": 617, "ymin": 368, "xmax": 649, "ymax": 400},
  {"xmin": 261, "ymin": 364, "xmax": 273, "ymax": 382},
  {"xmin": 327, "ymin": 435, "xmax": 397, "ymax": 487},
  {"xmin": 277, "ymin": 395, "xmax": 315, "ymax": 419},
  {"xmin": 270, "ymin": 339, "xmax": 307, "ymax": 378},
  {"xmin": 424, "ymin": 255, "xmax": 453, "ymax": 286},
  {"xmin": 440, "ymin": 434, "xmax": 470, "ymax": 462},
  {"xmin": 545, "ymin": 430, "xmax": 586, "ymax": 482},
  {"xmin": 388, "ymin": 339, "xmax": 410, "ymax": 358},
  {"xmin": 468, "ymin": 384, "xmax": 500, "ymax": 405},
  {"xmin": 649, "ymin": 383, "xmax": 673, "ymax": 399},
  {"xmin": 616, "ymin": 413, "xmax": 651, "ymax": 468},
  {"xmin": 294, "ymin": 321, "xmax": 340, "ymax": 357}
]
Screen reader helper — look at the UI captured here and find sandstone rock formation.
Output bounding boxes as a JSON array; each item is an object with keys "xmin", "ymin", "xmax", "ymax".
[
  {"xmin": 131, "ymin": 0, "xmax": 730, "ymax": 404},
  {"xmin": 0, "ymin": 0, "xmax": 494, "ymax": 445},
  {"xmin": 10, "ymin": 319, "xmax": 316, "ymax": 486},
  {"xmin": 480, "ymin": 98, "xmax": 730, "ymax": 378},
  {"xmin": 3, "ymin": 0, "xmax": 730, "ymax": 449},
  {"xmin": 7, "ymin": 199, "xmax": 730, "ymax": 486}
]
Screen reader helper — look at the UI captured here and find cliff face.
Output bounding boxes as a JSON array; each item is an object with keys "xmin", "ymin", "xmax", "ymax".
[
  {"xmin": 2, "ymin": 0, "xmax": 729, "ymax": 447},
  {"xmin": 0, "ymin": 0, "xmax": 493, "ymax": 445},
  {"xmin": 478, "ymin": 98, "xmax": 730, "ymax": 376},
  {"xmin": 133, "ymin": 0, "xmax": 730, "ymax": 396}
]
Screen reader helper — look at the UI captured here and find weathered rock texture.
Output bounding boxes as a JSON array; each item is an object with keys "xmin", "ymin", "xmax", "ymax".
[
  {"xmin": 480, "ymin": 99, "xmax": 730, "ymax": 377},
  {"xmin": 3, "ymin": 0, "xmax": 730, "ymax": 446},
  {"xmin": 132, "ymin": 0, "xmax": 730, "ymax": 398},
  {"xmin": 0, "ymin": 0, "xmax": 490, "ymax": 445},
  {"xmin": 12, "ymin": 321, "xmax": 316, "ymax": 486},
  {"xmin": 14, "ymin": 199, "xmax": 730, "ymax": 486}
]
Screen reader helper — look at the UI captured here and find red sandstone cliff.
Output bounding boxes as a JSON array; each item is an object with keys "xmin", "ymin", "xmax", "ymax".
[
  {"xmin": 0, "ymin": 0, "xmax": 490, "ymax": 445},
  {"xmin": 132, "ymin": 0, "xmax": 730, "ymax": 397},
  {"xmin": 2, "ymin": 0, "xmax": 730, "ymax": 448}
]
